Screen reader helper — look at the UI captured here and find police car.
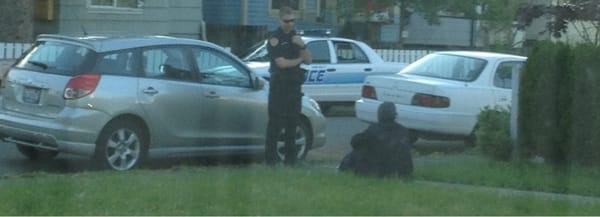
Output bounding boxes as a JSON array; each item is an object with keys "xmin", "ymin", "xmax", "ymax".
[{"xmin": 243, "ymin": 34, "xmax": 408, "ymax": 111}]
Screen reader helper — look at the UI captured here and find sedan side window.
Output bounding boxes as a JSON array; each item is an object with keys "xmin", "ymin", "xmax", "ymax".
[
  {"xmin": 493, "ymin": 62, "xmax": 523, "ymax": 89},
  {"xmin": 333, "ymin": 41, "xmax": 369, "ymax": 64},
  {"xmin": 192, "ymin": 48, "xmax": 251, "ymax": 88},
  {"xmin": 142, "ymin": 47, "xmax": 193, "ymax": 81}
]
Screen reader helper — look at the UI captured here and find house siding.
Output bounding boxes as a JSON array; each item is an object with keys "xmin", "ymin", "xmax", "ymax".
[
  {"xmin": 379, "ymin": 14, "xmax": 473, "ymax": 48},
  {"xmin": 203, "ymin": 1, "xmax": 242, "ymax": 25},
  {"xmin": 51, "ymin": 0, "xmax": 202, "ymax": 39}
]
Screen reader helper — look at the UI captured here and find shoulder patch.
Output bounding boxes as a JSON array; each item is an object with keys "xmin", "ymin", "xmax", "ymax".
[{"xmin": 269, "ymin": 37, "xmax": 279, "ymax": 46}]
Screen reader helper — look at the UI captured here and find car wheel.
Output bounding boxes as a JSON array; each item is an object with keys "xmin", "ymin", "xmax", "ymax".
[
  {"xmin": 95, "ymin": 120, "xmax": 148, "ymax": 171},
  {"xmin": 464, "ymin": 133, "xmax": 476, "ymax": 148},
  {"xmin": 276, "ymin": 119, "xmax": 312, "ymax": 162},
  {"xmin": 407, "ymin": 130, "xmax": 419, "ymax": 146},
  {"xmin": 15, "ymin": 144, "xmax": 58, "ymax": 160}
]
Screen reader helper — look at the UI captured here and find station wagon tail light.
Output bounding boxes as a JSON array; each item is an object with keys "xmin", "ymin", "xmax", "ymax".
[
  {"xmin": 362, "ymin": 85, "xmax": 377, "ymax": 99},
  {"xmin": 64, "ymin": 74, "xmax": 101, "ymax": 99},
  {"xmin": 411, "ymin": 93, "xmax": 450, "ymax": 108}
]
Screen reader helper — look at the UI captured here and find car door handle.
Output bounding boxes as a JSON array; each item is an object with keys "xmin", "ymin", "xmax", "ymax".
[
  {"xmin": 499, "ymin": 97, "xmax": 508, "ymax": 101},
  {"xmin": 364, "ymin": 68, "xmax": 372, "ymax": 72},
  {"xmin": 205, "ymin": 91, "xmax": 219, "ymax": 99},
  {"xmin": 142, "ymin": 87, "xmax": 159, "ymax": 95},
  {"xmin": 327, "ymin": 68, "xmax": 336, "ymax": 72}
]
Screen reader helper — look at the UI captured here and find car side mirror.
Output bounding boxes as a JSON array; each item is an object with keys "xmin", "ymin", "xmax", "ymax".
[{"xmin": 254, "ymin": 76, "xmax": 265, "ymax": 90}]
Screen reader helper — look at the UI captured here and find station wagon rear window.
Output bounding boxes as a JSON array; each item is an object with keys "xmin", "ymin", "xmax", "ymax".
[{"xmin": 15, "ymin": 41, "xmax": 96, "ymax": 76}]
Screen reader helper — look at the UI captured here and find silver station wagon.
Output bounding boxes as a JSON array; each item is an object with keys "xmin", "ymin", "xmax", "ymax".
[{"xmin": 0, "ymin": 34, "xmax": 326, "ymax": 171}]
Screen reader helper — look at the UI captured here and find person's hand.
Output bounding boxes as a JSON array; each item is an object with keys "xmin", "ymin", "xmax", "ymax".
[{"xmin": 292, "ymin": 35, "xmax": 305, "ymax": 48}]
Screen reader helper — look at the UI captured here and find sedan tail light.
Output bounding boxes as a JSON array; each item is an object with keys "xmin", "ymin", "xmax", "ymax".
[
  {"xmin": 362, "ymin": 85, "xmax": 377, "ymax": 99},
  {"xmin": 64, "ymin": 74, "xmax": 101, "ymax": 99},
  {"xmin": 411, "ymin": 93, "xmax": 450, "ymax": 108}
]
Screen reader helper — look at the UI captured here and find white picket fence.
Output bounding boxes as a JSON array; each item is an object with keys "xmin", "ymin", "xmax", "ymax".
[
  {"xmin": 0, "ymin": 42, "xmax": 433, "ymax": 63},
  {"xmin": 375, "ymin": 49, "xmax": 434, "ymax": 63},
  {"xmin": 0, "ymin": 42, "xmax": 32, "ymax": 60}
]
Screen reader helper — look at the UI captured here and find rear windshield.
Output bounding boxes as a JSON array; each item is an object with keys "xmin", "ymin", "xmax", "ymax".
[
  {"xmin": 15, "ymin": 41, "xmax": 96, "ymax": 76},
  {"xmin": 404, "ymin": 54, "xmax": 487, "ymax": 82}
]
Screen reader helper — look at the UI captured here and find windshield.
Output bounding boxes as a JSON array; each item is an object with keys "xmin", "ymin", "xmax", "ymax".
[
  {"xmin": 241, "ymin": 40, "xmax": 268, "ymax": 62},
  {"xmin": 15, "ymin": 41, "xmax": 96, "ymax": 76},
  {"xmin": 403, "ymin": 53, "xmax": 487, "ymax": 82}
]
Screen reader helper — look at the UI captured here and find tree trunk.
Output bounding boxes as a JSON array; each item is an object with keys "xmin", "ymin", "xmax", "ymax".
[
  {"xmin": 0, "ymin": 0, "xmax": 34, "ymax": 42},
  {"xmin": 397, "ymin": 1, "xmax": 409, "ymax": 49}
]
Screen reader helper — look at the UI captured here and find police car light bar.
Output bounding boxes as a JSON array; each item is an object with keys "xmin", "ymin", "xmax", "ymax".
[{"xmin": 297, "ymin": 29, "xmax": 332, "ymax": 37}]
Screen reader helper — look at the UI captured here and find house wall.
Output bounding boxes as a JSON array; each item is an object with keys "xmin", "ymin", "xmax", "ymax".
[
  {"xmin": 380, "ymin": 15, "xmax": 474, "ymax": 48},
  {"xmin": 204, "ymin": 0, "xmax": 330, "ymax": 31},
  {"xmin": 41, "ymin": 0, "xmax": 203, "ymax": 39}
]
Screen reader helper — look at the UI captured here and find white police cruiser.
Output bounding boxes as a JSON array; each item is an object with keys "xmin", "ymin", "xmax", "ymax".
[{"xmin": 243, "ymin": 32, "xmax": 407, "ymax": 111}]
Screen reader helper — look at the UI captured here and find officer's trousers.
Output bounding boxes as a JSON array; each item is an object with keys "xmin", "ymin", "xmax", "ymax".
[{"xmin": 265, "ymin": 75, "xmax": 302, "ymax": 165}]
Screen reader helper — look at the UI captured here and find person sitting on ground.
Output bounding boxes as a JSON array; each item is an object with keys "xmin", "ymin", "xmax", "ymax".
[{"xmin": 338, "ymin": 101, "xmax": 413, "ymax": 177}]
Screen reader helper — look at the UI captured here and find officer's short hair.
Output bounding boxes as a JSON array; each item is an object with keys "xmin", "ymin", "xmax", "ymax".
[{"xmin": 279, "ymin": 6, "xmax": 294, "ymax": 18}]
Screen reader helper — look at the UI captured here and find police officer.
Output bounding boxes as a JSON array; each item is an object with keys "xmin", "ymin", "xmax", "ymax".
[{"xmin": 265, "ymin": 6, "xmax": 312, "ymax": 165}]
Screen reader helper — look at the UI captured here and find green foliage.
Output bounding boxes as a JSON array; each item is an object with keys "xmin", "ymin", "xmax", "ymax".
[
  {"xmin": 519, "ymin": 41, "xmax": 600, "ymax": 166},
  {"xmin": 475, "ymin": 106, "xmax": 512, "ymax": 161},
  {"xmin": 568, "ymin": 43, "xmax": 600, "ymax": 165}
]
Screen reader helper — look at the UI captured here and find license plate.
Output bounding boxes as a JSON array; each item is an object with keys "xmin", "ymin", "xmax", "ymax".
[{"xmin": 23, "ymin": 86, "xmax": 41, "ymax": 104}]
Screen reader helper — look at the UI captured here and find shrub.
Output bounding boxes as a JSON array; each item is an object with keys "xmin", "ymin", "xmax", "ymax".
[{"xmin": 475, "ymin": 106, "xmax": 512, "ymax": 161}]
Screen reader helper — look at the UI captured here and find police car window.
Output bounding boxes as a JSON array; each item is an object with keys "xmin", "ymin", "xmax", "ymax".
[
  {"xmin": 192, "ymin": 48, "xmax": 251, "ymax": 88},
  {"xmin": 142, "ymin": 47, "xmax": 193, "ymax": 81},
  {"xmin": 333, "ymin": 41, "xmax": 369, "ymax": 64},
  {"xmin": 306, "ymin": 41, "xmax": 331, "ymax": 64}
]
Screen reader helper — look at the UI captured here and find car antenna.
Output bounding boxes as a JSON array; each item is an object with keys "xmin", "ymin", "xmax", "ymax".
[
  {"xmin": 69, "ymin": 8, "xmax": 88, "ymax": 36},
  {"xmin": 81, "ymin": 24, "xmax": 88, "ymax": 36}
]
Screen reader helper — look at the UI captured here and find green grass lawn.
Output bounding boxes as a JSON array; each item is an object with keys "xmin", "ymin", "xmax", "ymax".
[{"xmin": 0, "ymin": 160, "xmax": 599, "ymax": 215}]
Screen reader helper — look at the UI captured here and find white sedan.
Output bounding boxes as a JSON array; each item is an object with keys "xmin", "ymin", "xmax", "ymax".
[
  {"xmin": 355, "ymin": 51, "xmax": 526, "ymax": 144},
  {"xmin": 244, "ymin": 36, "xmax": 407, "ymax": 111}
]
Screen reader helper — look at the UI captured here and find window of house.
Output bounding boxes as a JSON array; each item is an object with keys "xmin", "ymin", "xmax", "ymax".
[{"xmin": 89, "ymin": 0, "xmax": 143, "ymax": 13}]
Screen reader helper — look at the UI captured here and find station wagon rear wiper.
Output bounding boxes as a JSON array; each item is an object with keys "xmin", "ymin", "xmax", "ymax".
[{"xmin": 27, "ymin": 61, "xmax": 48, "ymax": 70}]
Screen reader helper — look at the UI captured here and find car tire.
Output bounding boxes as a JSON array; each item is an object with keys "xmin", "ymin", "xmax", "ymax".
[
  {"xmin": 15, "ymin": 143, "xmax": 59, "ymax": 160},
  {"xmin": 407, "ymin": 130, "xmax": 419, "ymax": 146},
  {"xmin": 95, "ymin": 120, "xmax": 148, "ymax": 171},
  {"xmin": 276, "ymin": 119, "xmax": 312, "ymax": 162}
]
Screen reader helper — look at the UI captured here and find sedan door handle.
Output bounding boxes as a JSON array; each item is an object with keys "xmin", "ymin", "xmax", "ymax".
[
  {"xmin": 327, "ymin": 68, "xmax": 336, "ymax": 72},
  {"xmin": 142, "ymin": 87, "xmax": 159, "ymax": 95},
  {"xmin": 364, "ymin": 68, "xmax": 372, "ymax": 72}
]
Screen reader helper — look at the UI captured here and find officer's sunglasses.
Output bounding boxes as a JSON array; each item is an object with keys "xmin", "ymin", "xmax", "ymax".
[{"xmin": 282, "ymin": 18, "xmax": 295, "ymax": 23}]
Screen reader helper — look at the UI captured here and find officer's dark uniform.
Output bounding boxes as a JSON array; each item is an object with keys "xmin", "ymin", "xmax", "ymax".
[{"xmin": 265, "ymin": 27, "xmax": 305, "ymax": 165}]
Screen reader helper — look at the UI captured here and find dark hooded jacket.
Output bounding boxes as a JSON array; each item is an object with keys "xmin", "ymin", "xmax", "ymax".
[{"xmin": 340, "ymin": 102, "xmax": 413, "ymax": 177}]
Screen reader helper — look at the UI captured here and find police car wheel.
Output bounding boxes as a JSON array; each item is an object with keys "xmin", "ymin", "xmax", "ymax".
[{"xmin": 276, "ymin": 119, "xmax": 312, "ymax": 161}]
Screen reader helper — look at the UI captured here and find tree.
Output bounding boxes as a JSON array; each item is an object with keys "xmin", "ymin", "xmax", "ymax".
[
  {"xmin": 0, "ymin": 0, "xmax": 34, "ymax": 42},
  {"xmin": 518, "ymin": 0, "xmax": 600, "ymax": 45},
  {"xmin": 448, "ymin": 0, "xmax": 529, "ymax": 50}
]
